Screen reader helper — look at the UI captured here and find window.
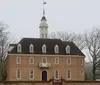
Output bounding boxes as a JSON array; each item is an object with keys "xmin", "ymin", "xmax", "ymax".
[
  {"xmin": 16, "ymin": 56, "xmax": 21, "ymax": 64},
  {"xmin": 29, "ymin": 70, "xmax": 34, "ymax": 80},
  {"xmin": 42, "ymin": 44, "xmax": 46, "ymax": 53},
  {"xmin": 67, "ymin": 58, "xmax": 71, "ymax": 65},
  {"xmin": 45, "ymin": 34, "xmax": 47, "ymax": 38},
  {"xmin": 29, "ymin": 44, "xmax": 34, "ymax": 53},
  {"xmin": 16, "ymin": 70, "xmax": 21, "ymax": 80},
  {"xmin": 42, "ymin": 57, "xmax": 47, "ymax": 63},
  {"xmin": 17, "ymin": 44, "xmax": 21, "ymax": 52},
  {"xmin": 67, "ymin": 70, "xmax": 71, "ymax": 80},
  {"xmin": 65, "ymin": 45, "xmax": 70, "ymax": 54},
  {"xmin": 81, "ymin": 70, "xmax": 84, "ymax": 75},
  {"xmin": 81, "ymin": 58, "xmax": 83, "ymax": 65},
  {"xmin": 29, "ymin": 57, "xmax": 34, "ymax": 64},
  {"xmin": 55, "ymin": 58, "xmax": 59, "ymax": 64},
  {"xmin": 54, "ymin": 45, "xmax": 59, "ymax": 53},
  {"xmin": 54, "ymin": 70, "xmax": 59, "ymax": 79},
  {"xmin": 41, "ymin": 34, "xmax": 44, "ymax": 38}
]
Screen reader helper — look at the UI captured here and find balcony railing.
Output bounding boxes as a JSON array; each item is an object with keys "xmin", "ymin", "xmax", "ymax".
[{"xmin": 39, "ymin": 62, "xmax": 51, "ymax": 68}]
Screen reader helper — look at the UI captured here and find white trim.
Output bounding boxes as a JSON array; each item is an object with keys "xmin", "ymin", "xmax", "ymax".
[
  {"xmin": 55, "ymin": 57, "xmax": 59, "ymax": 65},
  {"xmin": 29, "ymin": 57, "xmax": 34, "ymax": 64},
  {"xmin": 42, "ymin": 44, "xmax": 46, "ymax": 53},
  {"xmin": 29, "ymin": 70, "xmax": 34, "ymax": 80},
  {"xmin": 16, "ymin": 69, "xmax": 21, "ymax": 80},
  {"xmin": 65, "ymin": 45, "xmax": 70, "ymax": 54},
  {"xmin": 54, "ymin": 70, "xmax": 59, "ymax": 80},
  {"xmin": 16, "ymin": 56, "xmax": 21, "ymax": 64},
  {"xmin": 67, "ymin": 58, "xmax": 71, "ymax": 65},
  {"xmin": 17, "ymin": 44, "xmax": 21, "ymax": 52},
  {"xmin": 8, "ymin": 54, "xmax": 85, "ymax": 58},
  {"xmin": 29, "ymin": 44, "xmax": 34, "ymax": 53},
  {"xmin": 42, "ymin": 57, "xmax": 47, "ymax": 63},
  {"xmin": 54, "ymin": 45, "xmax": 59, "ymax": 53},
  {"xmin": 67, "ymin": 70, "xmax": 71, "ymax": 80}
]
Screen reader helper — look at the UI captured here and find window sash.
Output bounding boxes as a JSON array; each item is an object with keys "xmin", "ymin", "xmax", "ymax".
[
  {"xmin": 16, "ymin": 57, "xmax": 21, "ymax": 64},
  {"xmin": 55, "ymin": 58, "xmax": 59, "ymax": 64},
  {"xmin": 29, "ymin": 57, "xmax": 34, "ymax": 64},
  {"xmin": 16, "ymin": 70, "xmax": 21, "ymax": 79},
  {"xmin": 67, "ymin": 58, "xmax": 71, "ymax": 65},
  {"xmin": 29, "ymin": 45, "xmax": 34, "ymax": 53},
  {"xmin": 55, "ymin": 70, "xmax": 59, "ymax": 79},
  {"xmin": 17, "ymin": 44, "xmax": 21, "ymax": 52},
  {"xmin": 42, "ymin": 57, "xmax": 47, "ymax": 63},
  {"xmin": 29, "ymin": 70, "xmax": 34, "ymax": 79},
  {"xmin": 67, "ymin": 70, "xmax": 71, "ymax": 79}
]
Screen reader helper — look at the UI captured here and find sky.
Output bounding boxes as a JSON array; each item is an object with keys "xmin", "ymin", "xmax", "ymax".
[{"xmin": 0, "ymin": 0, "xmax": 100, "ymax": 40}]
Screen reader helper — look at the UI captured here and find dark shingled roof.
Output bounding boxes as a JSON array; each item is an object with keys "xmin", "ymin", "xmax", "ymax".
[{"xmin": 9, "ymin": 38, "xmax": 84, "ymax": 56}]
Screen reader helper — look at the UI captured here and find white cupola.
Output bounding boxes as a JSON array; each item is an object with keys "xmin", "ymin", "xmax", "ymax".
[
  {"xmin": 39, "ymin": 16, "xmax": 48, "ymax": 39},
  {"xmin": 39, "ymin": 0, "xmax": 48, "ymax": 39}
]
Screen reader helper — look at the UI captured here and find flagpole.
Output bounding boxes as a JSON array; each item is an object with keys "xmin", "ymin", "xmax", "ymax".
[{"xmin": 43, "ymin": 0, "xmax": 46, "ymax": 16}]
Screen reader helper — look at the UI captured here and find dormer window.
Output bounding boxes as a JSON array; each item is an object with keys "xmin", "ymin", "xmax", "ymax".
[
  {"xmin": 54, "ymin": 45, "xmax": 59, "ymax": 53},
  {"xmin": 65, "ymin": 45, "xmax": 70, "ymax": 54},
  {"xmin": 29, "ymin": 44, "xmax": 34, "ymax": 53},
  {"xmin": 42, "ymin": 44, "xmax": 46, "ymax": 53},
  {"xmin": 17, "ymin": 44, "xmax": 21, "ymax": 52}
]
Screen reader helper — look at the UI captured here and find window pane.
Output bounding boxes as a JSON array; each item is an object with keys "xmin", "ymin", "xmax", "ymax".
[
  {"xmin": 16, "ymin": 57, "xmax": 21, "ymax": 64},
  {"xmin": 17, "ymin": 70, "xmax": 20, "ymax": 79},
  {"xmin": 42, "ymin": 58, "xmax": 46, "ymax": 63},
  {"xmin": 30, "ymin": 57, "xmax": 34, "ymax": 64},
  {"xmin": 67, "ymin": 70, "xmax": 71, "ymax": 79}
]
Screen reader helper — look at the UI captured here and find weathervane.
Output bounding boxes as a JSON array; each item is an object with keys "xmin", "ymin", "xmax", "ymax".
[{"xmin": 43, "ymin": 0, "xmax": 46, "ymax": 16}]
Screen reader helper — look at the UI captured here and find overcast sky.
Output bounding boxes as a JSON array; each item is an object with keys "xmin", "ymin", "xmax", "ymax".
[{"xmin": 0, "ymin": 0, "xmax": 100, "ymax": 39}]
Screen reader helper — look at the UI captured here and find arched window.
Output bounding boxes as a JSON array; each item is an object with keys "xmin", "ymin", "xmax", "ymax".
[
  {"xmin": 29, "ymin": 70, "xmax": 34, "ymax": 80},
  {"xmin": 42, "ymin": 44, "xmax": 46, "ymax": 53},
  {"xmin": 16, "ymin": 70, "xmax": 21, "ymax": 79},
  {"xmin": 67, "ymin": 70, "xmax": 71, "ymax": 80},
  {"xmin": 29, "ymin": 44, "xmax": 34, "ymax": 53},
  {"xmin": 54, "ymin": 45, "xmax": 59, "ymax": 53},
  {"xmin": 65, "ymin": 45, "xmax": 70, "ymax": 54},
  {"xmin": 54, "ymin": 70, "xmax": 59, "ymax": 79},
  {"xmin": 17, "ymin": 44, "xmax": 21, "ymax": 52}
]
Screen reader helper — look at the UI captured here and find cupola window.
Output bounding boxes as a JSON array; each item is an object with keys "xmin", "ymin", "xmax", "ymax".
[
  {"xmin": 42, "ymin": 44, "xmax": 46, "ymax": 53},
  {"xmin": 29, "ymin": 44, "xmax": 34, "ymax": 53},
  {"xmin": 17, "ymin": 44, "xmax": 21, "ymax": 52},
  {"xmin": 54, "ymin": 45, "xmax": 59, "ymax": 53},
  {"xmin": 65, "ymin": 45, "xmax": 70, "ymax": 54}
]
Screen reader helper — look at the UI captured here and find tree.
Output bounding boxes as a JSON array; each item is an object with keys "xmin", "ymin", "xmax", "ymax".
[
  {"xmin": 0, "ymin": 21, "xmax": 9, "ymax": 80},
  {"xmin": 83, "ymin": 28, "xmax": 100, "ymax": 80},
  {"xmin": 50, "ymin": 32, "xmax": 85, "ymax": 50}
]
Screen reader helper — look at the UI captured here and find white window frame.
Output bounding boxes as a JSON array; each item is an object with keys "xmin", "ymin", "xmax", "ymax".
[
  {"xmin": 42, "ymin": 44, "xmax": 46, "ymax": 53},
  {"xmin": 29, "ymin": 70, "xmax": 34, "ymax": 80},
  {"xmin": 16, "ymin": 56, "xmax": 21, "ymax": 64},
  {"xmin": 29, "ymin": 57, "xmax": 34, "ymax": 64},
  {"xmin": 16, "ymin": 70, "xmax": 21, "ymax": 80},
  {"xmin": 67, "ymin": 58, "xmax": 71, "ymax": 65},
  {"xmin": 42, "ymin": 57, "xmax": 47, "ymax": 63},
  {"xmin": 17, "ymin": 44, "xmax": 21, "ymax": 52},
  {"xmin": 66, "ymin": 45, "xmax": 70, "ymax": 54},
  {"xmin": 55, "ymin": 58, "xmax": 59, "ymax": 64},
  {"xmin": 29, "ymin": 44, "xmax": 34, "ymax": 53},
  {"xmin": 54, "ymin": 45, "xmax": 59, "ymax": 53},
  {"xmin": 67, "ymin": 70, "xmax": 71, "ymax": 80},
  {"xmin": 54, "ymin": 70, "xmax": 59, "ymax": 80}
]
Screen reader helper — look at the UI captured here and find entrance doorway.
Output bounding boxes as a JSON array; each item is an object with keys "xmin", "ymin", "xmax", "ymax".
[{"xmin": 42, "ymin": 70, "xmax": 47, "ymax": 81}]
